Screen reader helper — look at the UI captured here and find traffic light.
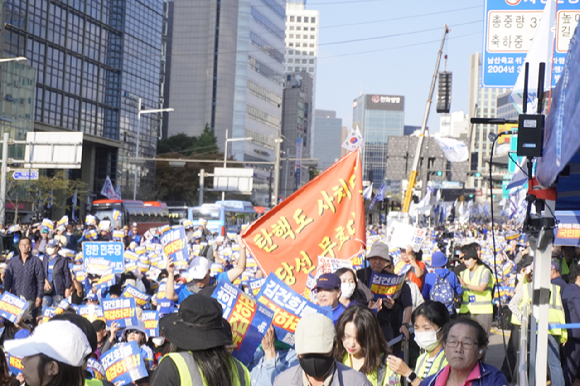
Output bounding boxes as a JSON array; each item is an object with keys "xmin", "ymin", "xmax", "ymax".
[
  {"xmin": 469, "ymin": 194, "xmax": 474, "ymax": 198},
  {"xmin": 474, "ymin": 172, "xmax": 481, "ymax": 178},
  {"xmin": 436, "ymin": 71, "xmax": 452, "ymax": 114},
  {"xmin": 436, "ymin": 171, "xmax": 443, "ymax": 176}
]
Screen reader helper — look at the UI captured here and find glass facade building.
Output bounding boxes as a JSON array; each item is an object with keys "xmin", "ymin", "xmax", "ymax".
[
  {"xmin": 352, "ymin": 94, "xmax": 405, "ymax": 187},
  {"xmin": 3, "ymin": 0, "xmax": 165, "ymax": 197}
]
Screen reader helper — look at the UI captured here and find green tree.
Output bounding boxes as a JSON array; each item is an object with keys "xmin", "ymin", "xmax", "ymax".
[{"xmin": 27, "ymin": 171, "xmax": 88, "ymax": 219}]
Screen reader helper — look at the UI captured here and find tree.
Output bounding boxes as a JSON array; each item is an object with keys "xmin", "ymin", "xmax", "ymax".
[{"xmin": 27, "ymin": 171, "xmax": 88, "ymax": 221}]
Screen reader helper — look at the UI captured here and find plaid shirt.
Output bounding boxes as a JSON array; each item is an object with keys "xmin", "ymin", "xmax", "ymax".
[{"xmin": 5, "ymin": 254, "xmax": 45, "ymax": 301}]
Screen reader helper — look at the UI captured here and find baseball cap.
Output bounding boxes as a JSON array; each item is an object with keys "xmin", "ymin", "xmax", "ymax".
[
  {"xmin": 463, "ymin": 249, "xmax": 479, "ymax": 261},
  {"xmin": 5, "ymin": 320, "xmax": 92, "ymax": 367},
  {"xmin": 295, "ymin": 313, "xmax": 335, "ymax": 355},
  {"xmin": 367, "ymin": 242, "xmax": 392, "ymax": 262},
  {"xmin": 551, "ymin": 259, "xmax": 561, "ymax": 273},
  {"xmin": 83, "ymin": 292, "xmax": 99, "ymax": 303},
  {"xmin": 314, "ymin": 273, "xmax": 341, "ymax": 291},
  {"xmin": 41, "ymin": 228, "xmax": 49, "ymax": 234},
  {"xmin": 188, "ymin": 257, "xmax": 210, "ymax": 280},
  {"xmin": 198, "ymin": 219, "xmax": 207, "ymax": 226},
  {"xmin": 216, "ymin": 236, "xmax": 225, "ymax": 243},
  {"xmin": 47, "ymin": 239, "xmax": 60, "ymax": 248}
]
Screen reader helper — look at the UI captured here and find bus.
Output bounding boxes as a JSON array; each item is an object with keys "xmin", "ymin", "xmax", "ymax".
[
  {"xmin": 167, "ymin": 205, "xmax": 189, "ymax": 226},
  {"xmin": 188, "ymin": 201, "xmax": 258, "ymax": 235},
  {"xmin": 91, "ymin": 200, "xmax": 171, "ymax": 234}
]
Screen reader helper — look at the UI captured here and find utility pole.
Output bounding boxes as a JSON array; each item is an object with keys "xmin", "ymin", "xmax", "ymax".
[
  {"xmin": 402, "ymin": 25, "xmax": 449, "ymax": 214},
  {"xmin": 272, "ymin": 137, "xmax": 283, "ymax": 206},
  {"xmin": 0, "ymin": 132, "xmax": 9, "ymax": 225},
  {"xmin": 198, "ymin": 168, "xmax": 205, "ymax": 206}
]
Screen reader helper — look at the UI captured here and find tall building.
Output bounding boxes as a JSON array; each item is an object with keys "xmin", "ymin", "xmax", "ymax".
[
  {"xmin": 468, "ymin": 52, "xmax": 510, "ymax": 190},
  {"xmin": 313, "ymin": 109, "xmax": 342, "ymax": 171},
  {"xmin": 352, "ymin": 94, "xmax": 405, "ymax": 187},
  {"xmin": 284, "ymin": 0, "xmax": 318, "ymax": 155},
  {"xmin": 279, "ymin": 72, "xmax": 312, "ymax": 199},
  {"xmin": 3, "ymin": 0, "xmax": 166, "ymax": 199},
  {"xmin": 166, "ymin": 0, "xmax": 286, "ymax": 205},
  {"xmin": 439, "ymin": 111, "xmax": 469, "ymax": 138}
]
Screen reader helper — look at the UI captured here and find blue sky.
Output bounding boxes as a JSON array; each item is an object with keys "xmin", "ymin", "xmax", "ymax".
[{"xmin": 312, "ymin": 0, "xmax": 485, "ymax": 132}]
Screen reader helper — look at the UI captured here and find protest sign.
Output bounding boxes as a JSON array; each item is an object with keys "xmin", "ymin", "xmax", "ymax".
[
  {"xmin": 122, "ymin": 285, "xmax": 151, "ymax": 307},
  {"xmin": 256, "ymin": 273, "xmax": 332, "ymax": 346},
  {"xmin": 101, "ymin": 341, "xmax": 147, "ymax": 385},
  {"xmin": 212, "ymin": 281, "xmax": 274, "ymax": 365},
  {"xmin": 75, "ymin": 269, "xmax": 88, "ymax": 283},
  {"xmin": 303, "ymin": 272, "xmax": 318, "ymax": 302},
  {"xmin": 389, "ymin": 223, "xmax": 426, "ymax": 252},
  {"xmin": 42, "ymin": 307, "xmax": 56, "ymax": 323},
  {"xmin": 87, "ymin": 358, "xmax": 105, "ymax": 381},
  {"xmin": 317, "ymin": 256, "xmax": 353, "ymax": 274},
  {"xmin": 8, "ymin": 354, "xmax": 23, "ymax": 375},
  {"xmin": 96, "ymin": 270, "xmax": 116, "ymax": 291},
  {"xmin": 0, "ymin": 292, "xmax": 28, "ymax": 323},
  {"xmin": 54, "ymin": 299, "xmax": 70, "ymax": 315},
  {"xmin": 156, "ymin": 299, "xmax": 175, "ymax": 316},
  {"xmin": 76, "ymin": 304, "xmax": 105, "ymax": 322},
  {"xmin": 102, "ymin": 298, "xmax": 138, "ymax": 328},
  {"xmin": 160, "ymin": 226, "xmax": 189, "ymax": 270},
  {"xmin": 142, "ymin": 310, "xmax": 159, "ymax": 337},
  {"xmin": 369, "ymin": 271, "xmax": 407, "ymax": 300},
  {"xmin": 243, "ymin": 149, "xmax": 366, "ymax": 292},
  {"xmin": 248, "ymin": 277, "xmax": 266, "ymax": 296},
  {"xmin": 83, "ymin": 242, "xmax": 124, "ymax": 274}
]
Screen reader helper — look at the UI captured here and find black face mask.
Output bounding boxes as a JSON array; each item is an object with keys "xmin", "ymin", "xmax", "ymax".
[{"xmin": 299, "ymin": 354, "xmax": 335, "ymax": 379}]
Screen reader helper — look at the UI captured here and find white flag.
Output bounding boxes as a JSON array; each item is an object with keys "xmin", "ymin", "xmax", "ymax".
[
  {"xmin": 115, "ymin": 185, "xmax": 122, "ymax": 200},
  {"xmin": 433, "ymin": 137, "xmax": 468, "ymax": 162},
  {"xmin": 100, "ymin": 176, "xmax": 117, "ymax": 200},
  {"xmin": 341, "ymin": 126, "xmax": 364, "ymax": 152},
  {"xmin": 510, "ymin": 0, "xmax": 556, "ymax": 114},
  {"xmin": 363, "ymin": 183, "xmax": 373, "ymax": 200}
]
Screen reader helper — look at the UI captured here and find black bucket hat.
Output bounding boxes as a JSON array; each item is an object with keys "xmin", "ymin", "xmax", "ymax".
[{"xmin": 159, "ymin": 295, "xmax": 232, "ymax": 351}]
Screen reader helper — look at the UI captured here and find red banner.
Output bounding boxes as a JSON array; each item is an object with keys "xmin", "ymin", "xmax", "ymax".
[{"xmin": 242, "ymin": 149, "xmax": 366, "ymax": 291}]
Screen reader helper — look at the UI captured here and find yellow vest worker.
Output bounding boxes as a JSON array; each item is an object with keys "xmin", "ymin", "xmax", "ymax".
[
  {"xmin": 520, "ymin": 283, "xmax": 568, "ymax": 344},
  {"xmin": 161, "ymin": 352, "xmax": 250, "ymax": 386},
  {"xmin": 415, "ymin": 349, "xmax": 448, "ymax": 379},
  {"xmin": 460, "ymin": 264, "xmax": 495, "ymax": 315}
]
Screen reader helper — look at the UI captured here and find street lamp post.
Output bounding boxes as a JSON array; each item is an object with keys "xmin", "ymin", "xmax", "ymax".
[
  {"xmin": 134, "ymin": 97, "xmax": 174, "ymax": 200},
  {"xmin": 221, "ymin": 129, "xmax": 252, "ymax": 201}
]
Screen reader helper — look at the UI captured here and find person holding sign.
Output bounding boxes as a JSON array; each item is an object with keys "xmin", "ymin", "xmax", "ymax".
[
  {"xmin": 314, "ymin": 273, "xmax": 346, "ymax": 325},
  {"xmin": 151, "ymin": 295, "xmax": 251, "ymax": 386},
  {"xmin": 42, "ymin": 239, "xmax": 72, "ymax": 314},
  {"xmin": 335, "ymin": 306, "xmax": 400, "ymax": 386},
  {"xmin": 457, "ymin": 249, "xmax": 495, "ymax": 337},
  {"xmin": 121, "ymin": 320, "xmax": 154, "ymax": 370},
  {"xmin": 5, "ymin": 320, "xmax": 92, "ymax": 386},
  {"xmin": 4, "ymin": 237, "xmax": 44, "ymax": 319},
  {"xmin": 397, "ymin": 246, "xmax": 425, "ymax": 291},
  {"xmin": 273, "ymin": 313, "xmax": 371, "ymax": 386}
]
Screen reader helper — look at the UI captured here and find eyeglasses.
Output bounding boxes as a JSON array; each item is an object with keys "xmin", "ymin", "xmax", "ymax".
[
  {"xmin": 445, "ymin": 340, "xmax": 476, "ymax": 349},
  {"xmin": 126, "ymin": 330, "xmax": 140, "ymax": 335}
]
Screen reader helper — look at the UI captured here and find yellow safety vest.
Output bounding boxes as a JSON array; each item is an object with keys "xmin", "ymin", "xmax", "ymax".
[
  {"xmin": 414, "ymin": 349, "xmax": 447, "ymax": 379},
  {"xmin": 460, "ymin": 265, "xmax": 495, "ymax": 314},
  {"xmin": 161, "ymin": 352, "xmax": 251, "ymax": 386},
  {"xmin": 85, "ymin": 380, "xmax": 104, "ymax": 386},
  {"xmin": 520, "ymin": 283, "xmax": 568, "ymax": 344},
  {"xmin": 343, "ymin": 353, "xmax": 400, "ymax": 386}
]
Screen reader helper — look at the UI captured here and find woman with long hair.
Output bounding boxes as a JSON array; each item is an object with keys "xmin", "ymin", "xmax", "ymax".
[
  {"xmin": 4, "ymin": 320, "xmax": 92, "ymax": 386},
  {"xmin": 334, "ymin": 305, "xmax": 400, "ymax": 385},
  {"xmin": 387, "ymin": 301, "xmax": 450, "ymax": 385},
  {"xmin": 335, "ymin": 267, "xmax": 373, "ymax": 308},
  {"xmin": 151, "ymin": 295, "xmax": 251, "ymax": 386}
]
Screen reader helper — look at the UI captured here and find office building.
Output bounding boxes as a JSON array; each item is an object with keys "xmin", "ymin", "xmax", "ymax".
[
  {"xmin": 468, "ymin": 52, "xmax": 510, "ymax": 190},
  {"xmin": 279, "ymin": 72, "xmax": 312, "ymax": 199},
  {"xmin": 352, "ymin": 94, "xmax": 405, "ymax": 186},
  {"xmin": 3, "ymin": 0, "xmax": 166, "ymax": 199},
  {"xmin": 404, "ymin": 125, "xmax": 421, "ymax": 136},
  {"xmin": 313, "ymin": 109, "xmax": 342, "ymax": 171},
  {"xmin": 166, "ymin": 0, "xmax": 286, "ymax": 205},
  {"xmin": 439, "ymin": 111, "xmax": 469, "ymax": 138}
]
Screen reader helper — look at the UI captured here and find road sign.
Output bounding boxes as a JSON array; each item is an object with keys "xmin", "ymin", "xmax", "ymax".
[
  {"xmin": 483, "ymin": 0, "xmax": 580, "ymax": 88},
  {"xmin": 476, "ymin": 190, "xmax": 483, "ymax": 197},
  {"xmin": 12, "ymin": 170, "xmax": 39, "ymax": 180}
]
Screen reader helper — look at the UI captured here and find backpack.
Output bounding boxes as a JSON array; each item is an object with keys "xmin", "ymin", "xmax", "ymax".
[{"xmin": 430, "ymin": 271, "xmax": 455, "ymax": 313}]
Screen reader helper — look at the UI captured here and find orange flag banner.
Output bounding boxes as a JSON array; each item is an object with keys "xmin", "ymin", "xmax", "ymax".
[{"xmin": 242, "ymin": 149, "xmax": 366, "ymax": 292}]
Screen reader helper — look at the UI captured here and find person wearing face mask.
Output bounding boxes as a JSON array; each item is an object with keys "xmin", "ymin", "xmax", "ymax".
[
  {"xmin": 335, "ymin": 306, "xmax": 400, "ymax": 386},
  {"xmin": 335, "ymin": 267, "xmax": 373, "ymax": 308},
  {"xmin": 42, "ymin": 239, "xmax": 72, "ymax": 314},
  {"xmin": 273, "ymin": 313, "xmax": 371, "ymax": 386},
  {"xmin": 314, "ymin": 273, "xmax": 346, "ymax": 324},
  {"xmin": 387, "ymin": 301, "xmax": 450, "ymax": 385}
]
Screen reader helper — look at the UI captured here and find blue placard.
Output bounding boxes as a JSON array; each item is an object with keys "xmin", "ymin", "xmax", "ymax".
[
  {"xmin": 8, "ymin": 354, "xmax": 23, "ymax": 375},
  {"xmin": 87, "ymin": 357, "xmax": 106, "ymax": 381},
  {"xmin": 483, "ymin": 0, "xmax": 580, "ymax": 88},
  {"xmin": 255, "ymin": 273, "xmax": 332, "ymax": 347},
  {"xmin": 553, "ymin": 210, "xmax": 580, "ymax": 246},
  {"xmin": 83, "ymin": 242, "xmax": 125, "ymax": 274},
  {"xmin": 156, "ymin": 298, "xmax": 175, "ymax": 317},
  {"xmin": 122, "ymin": 284, "xmax": 151, "ymax": 307},
  {"xmin": 0, "ymin": 292, "xmax": 28, "ymax": 323},
  {"xmin": 160, "ymin": 226, "xmax": 189, "ymax": 267},
  {"xmin": 76, "ymin": 304, "xmax": 105, "ymax": 322},
  {"xmin": 369, "ymin": 270, "xmax": 407, "ymax": 300},
  {"xmin": 142, "ymin": 310, "xmax": 159, "ymax": 337},
  {"xmin": 212, "ymin": 281, "xmax": 274, "ymax": 365},
  {"xmin": 102, "ymin": 298, "xmax": 138, "ymax": 328},
  {"xmin": 101, "ymin": 341, "xmax": 148, "ymax": 385}
]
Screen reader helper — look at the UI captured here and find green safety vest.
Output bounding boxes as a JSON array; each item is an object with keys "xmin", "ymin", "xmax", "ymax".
[
  {"xmin": 520, "ymin": 283, "xmax": 568, "ymax": 344},
  {"xmin": 460, "ymin": 265, "xmax": 495, "ymax": 314},
  {"xmin": 414, "ymin": 349, "xmax": 447, "ymax": 379},
  {"xmin": 161, "ymin": 352, "xmax": 250, "ymax": 386},
  {"xmin": 85, "ymin": 379, "xmax": 104, "ymax": 386}
]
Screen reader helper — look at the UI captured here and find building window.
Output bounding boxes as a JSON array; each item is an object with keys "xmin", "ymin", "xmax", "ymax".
[
  {"xmin": 310, "ymin": 35, "xmax": 315, "ymax": 39},
  {"xmin": 289, "ymin": 34, "xmax": 294, "ymax": 38},
  {"xmin": 297, "ymin": 16, "xmax": 301, "ymax": 22},
  {"xmin": 311, "ymin": 27, "xmax": 316, "ymax": 31},
  {"xmin": 309, "ymin": 51, "xmax": 314, "ymax": 55},
  {"xmin": 290, "ymin": 16, "xmax": 294, "ymax": 22},
  {"xmin": 290, "ymin": 26, "xmax": 294, "ymax": 30},
  {"xmin": 309, "ymin": 68, "xmax": 314, "ymax": 72},
  {"xmin": 311, "ymin": 17, "xmax": 316, "ymax": 23},
  {"xmin": 309, "ymin": 59, "xmax": 314, "ymax": 64},
  {"xmin": 304, "ymin": 17, "xmax": 309, "ymax": 22},
  {"xmin": 296, "ymin": 26, "xmax": 301, "ymax": 30},
  {"xmin": 296, "ymin": 43, "xmax": 300, "ymax": 47},
  {"xmin": 302, "ymin": 59, "xmax": 307, "ymax": 63}
]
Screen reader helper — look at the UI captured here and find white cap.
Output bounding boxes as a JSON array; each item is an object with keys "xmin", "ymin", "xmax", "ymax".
[
  {"xmin": 188, "ymin": 257, "xmax": 210, "ymax": 280},
  {"xmin": 198, "ymin": 219, "xmax": 207, "ymax": 226},
  {"xmin": 216, "ymin": 236, "xmax": 225, "ymax": 243},
  {"xmin": 5, "ymin": 320, "xmax": 91, "ymax": 367},
  {"xmin": 295, "ymin": 313, "xmax": 335, "ymax": 355}
]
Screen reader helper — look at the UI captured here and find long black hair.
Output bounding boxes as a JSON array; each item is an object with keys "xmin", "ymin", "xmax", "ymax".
[
  {"xmin": 169, "ymin": 344, "xmax": 234, "ymax": 386},
  {"xmin": 36, "ymin": 354, "xmax": 84, "ymax": 386}
]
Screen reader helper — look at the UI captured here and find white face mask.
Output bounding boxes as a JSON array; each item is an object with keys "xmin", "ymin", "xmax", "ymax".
[
  {"xmin": 340, "ymin": 282, "xmax": 356, "ymax": 299},
  {"xmin": 46, "ymin": 247, "xmax": 57, "ymax": 256},
  {"xmin": 414, "ymin": 328, "xmax": 441, "ymax": 351},
  {"xmin": 152, "ymin": 337, "xmax": 166, "ymax": 346}
]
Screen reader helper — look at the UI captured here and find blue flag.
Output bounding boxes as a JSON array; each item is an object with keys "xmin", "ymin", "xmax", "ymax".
[{"xmin": 369, "ymin": 182, "xmax": 385, "ymax": 210}]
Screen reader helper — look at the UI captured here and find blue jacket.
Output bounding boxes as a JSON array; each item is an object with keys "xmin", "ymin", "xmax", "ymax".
[
  {"xmin": 248, "ymin": 348, "xmax": 299, "ymax": 386},
  {"xmin": 422, "ymin": 268, "xmax": 463, "ymax": 301},
  {"xmin": 420, "ymin": 362, "xmax": 508, "ymax": 386},
  {"xmin": 562, "ymin": 282, "xmax": 580, "ymax": 340},
  {"xmin": 42, "ymin": 255, "xmax": 72, "ymax": 296}
]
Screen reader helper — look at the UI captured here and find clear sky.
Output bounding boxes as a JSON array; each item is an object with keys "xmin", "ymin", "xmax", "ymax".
[{"xmin": 311, "ymin": 0, "xmax": 485, "ymax": 132}]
